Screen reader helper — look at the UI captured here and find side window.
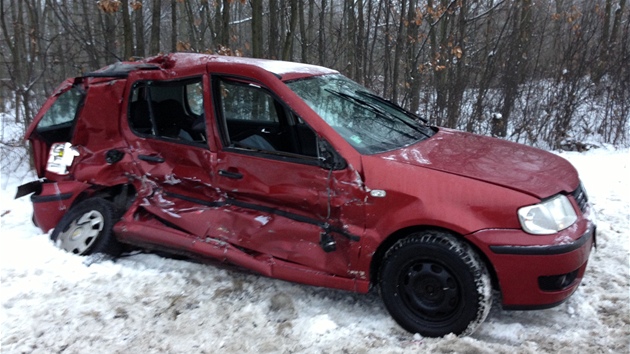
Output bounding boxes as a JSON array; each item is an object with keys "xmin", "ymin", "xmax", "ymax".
[
  {"xmin": 128, "ymin": 78, "xmax": 207, "ymax": 144},
  {"xmin": 186, "ymin": 83, "xmax": 204, "ymax": 116},
  {"xmin": 36, "ymin": 87, "xmax": 83, "ymax": 131},
  {"xmin": 34, "ymin": 86, "xmax": 84, "ymax": 144},
  {"xmin": 128, "ymin": 86, "xmax": 153, "ymax": 135},
  {"xmin": 216, "ymin": 78, "xmax": 318, "ymax": 159}
]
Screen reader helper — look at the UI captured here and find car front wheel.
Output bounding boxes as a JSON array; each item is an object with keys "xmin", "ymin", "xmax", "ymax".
[
  {"xmin": 379, "ymin": 230, "xmax": 492, "ymax": 337},
  {"xmin": 51, "ymin": 198, "xmax": 122, "ymax": 256}
]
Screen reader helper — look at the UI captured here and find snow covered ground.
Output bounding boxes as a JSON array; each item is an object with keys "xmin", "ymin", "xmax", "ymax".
[{"xmin": 1, "ymin": 148, "xmax": 629, "ymax": 354}]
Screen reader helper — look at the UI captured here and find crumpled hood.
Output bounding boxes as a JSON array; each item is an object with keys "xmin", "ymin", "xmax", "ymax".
[{"xmin": 376, "ymin": 128, "xmax": 579, "ymax": 199}]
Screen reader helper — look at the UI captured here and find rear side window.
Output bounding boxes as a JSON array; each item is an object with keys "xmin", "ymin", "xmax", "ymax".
[
  {"xmin": 128, "ymin": 78, "xmax": 207, "ymax": 144},
  {"xmin": 36, "ymin": 88, "xmax": 84, "ymax": 131},
  {"xmin": 34, "ymin": 86, "xmax": 84, "ymax": 144}
]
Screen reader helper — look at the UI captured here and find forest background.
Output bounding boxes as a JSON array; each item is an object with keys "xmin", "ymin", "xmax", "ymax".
[{"xmin": 1, "ymin": 0, "xmax": 628, "ymax": 171}]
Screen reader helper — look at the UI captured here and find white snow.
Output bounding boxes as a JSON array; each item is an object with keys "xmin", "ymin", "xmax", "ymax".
[
  {"xmin": 1, "ymin": 148, "xmax": 629, "ymax": 353},
  {"xmin": 207, "ymin": 54, "xmax": 338, "ymax": 77}
]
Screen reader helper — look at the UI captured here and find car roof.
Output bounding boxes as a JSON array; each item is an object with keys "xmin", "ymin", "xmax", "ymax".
[{"xmin": 87, "ymin": 53, "xmax": 339, "ymax": 82}]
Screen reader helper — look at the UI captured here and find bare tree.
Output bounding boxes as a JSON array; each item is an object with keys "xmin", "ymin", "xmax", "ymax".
[
  {"xmin": 149, "ymin": 0, "xmax": 162, "ymax": 54},
  {"xmin": 1, "ymin": 0, "xmax": 628, "ymax": 166},
  {"xmin": 252, "ymin": 0, "xmax": 263, "ymax": 58}
]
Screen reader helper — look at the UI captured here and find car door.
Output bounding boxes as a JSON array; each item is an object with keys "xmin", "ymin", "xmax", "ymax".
[
  {"xmin": 210, "ymin": 75, "xmax": 364, "ymax": 277},
  {"xmin": 122, "ymin": 75, "xmax": 222, "ymax": 237}
]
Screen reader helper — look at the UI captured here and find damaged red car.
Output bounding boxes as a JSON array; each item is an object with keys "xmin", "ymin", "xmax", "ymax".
[{"xmin": 17, "ymin": 53, "xmax": 596, "ymax": 337}]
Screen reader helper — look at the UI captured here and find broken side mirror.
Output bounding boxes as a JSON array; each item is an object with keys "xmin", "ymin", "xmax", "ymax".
[{"xmin": 317, "ymin": 138, "xmax": 347, "ymax": 170}]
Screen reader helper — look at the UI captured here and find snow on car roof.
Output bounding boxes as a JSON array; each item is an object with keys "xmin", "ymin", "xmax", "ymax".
[
  {"xmin": 208, "ymin": 55, "xmax": 339, "ymax": 80},
  {"xmin": 135, "ymin": 52, "xmax": 338, "ymax": 81}
]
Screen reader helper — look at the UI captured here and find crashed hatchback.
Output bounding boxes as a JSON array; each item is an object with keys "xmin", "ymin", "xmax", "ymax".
[{"xmin": 17, "ymin": 53, "xmax": 595, "ymax": 337}]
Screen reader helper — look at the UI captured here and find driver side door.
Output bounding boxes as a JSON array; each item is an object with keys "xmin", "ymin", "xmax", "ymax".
[{"xmin": 210, "ymin": 76, "xmax": 364, "ymax": 277}]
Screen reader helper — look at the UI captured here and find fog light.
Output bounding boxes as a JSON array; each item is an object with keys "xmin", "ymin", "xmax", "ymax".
[{"xmin": 538, "ymin": 269, "xmax": 579, "ymax": 291}]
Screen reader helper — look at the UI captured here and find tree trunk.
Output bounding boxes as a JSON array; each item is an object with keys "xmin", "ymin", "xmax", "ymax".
[
  {"xmin": 220, "ymin": 0, "xmax": 230, "ymax": 47},
  {"xmin": 150, "ymin": 0, "xmax": 162, "ymax": 54},
  {"xmin": 282, "ymin": 0, "xmax": 298, "ymax": 61},
  {"xmin": 252, "ymin": 0, "xmax": 263, "ymax": 58},
  {"xmin": 407, "ymin": 0, "xmax": 421, "ymax": 115},
  {"xmin": 183, "ymin": 0, "xmax": 198, "ymax": 51},
  {"xmin": 391, "ymin": 0, "xmax": 406, "ymax": 103},
  {"xmin": 355, "ymin": 0, "xmax": 364, "ymax": 84},
  {"xmin": 344, "ymin": 0, "xmax": 355, "ymax": 78},
  {"xmin": 610, "ymin": 0, "xmax": 626, "ymax": 47},
  {"xmin": 383, "ymin": 0, "xmax": 391, "ymax": 97},
  {"xmin": 299, "ymin": 0, "xmax": 307, "ymax": 62},
  {"xmin": 121, "ymin": 0, "xmax": 133, "ymax": 59},
  {"xmin": 102, "ymin": 9, "xmax": 117, "ymax": 62},
  {"xmin": 445, "ymin": 0, "xmax": 468, "ymax": 128},
  {"xmin": 134, "ymin": 0, "xmax": 145, "ymax": 57},
  {"xmin": 318, "ymin": 0, "xmax": 326, "ymax": 65},
  {"xmin": 170, "ymin": 0, "xmax": 177, "ymax": 52},
  {"xmin": 495, "ymin": 0, "xmax": 532, "ymax": 138}
]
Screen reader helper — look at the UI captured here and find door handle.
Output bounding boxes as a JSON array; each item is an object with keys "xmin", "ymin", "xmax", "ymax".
[
  {"xmin": 219, "ymin": 169, "xmax": 243, "ymax": 180},
  {"xmin": 138, "ymin": 154, "xmax": 165, "ymax": 163}
]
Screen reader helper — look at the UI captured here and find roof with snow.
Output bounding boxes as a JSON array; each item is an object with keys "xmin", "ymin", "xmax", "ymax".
[{"xmin": 88, "ymin": 53, "xmax": 338, "ymax": 81}]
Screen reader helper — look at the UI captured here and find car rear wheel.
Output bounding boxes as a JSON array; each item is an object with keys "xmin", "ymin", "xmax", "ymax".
[
  {"xmin": 379, "ymin": 230, "xmax": 492, "ymax": 337},
  {"xmin": 51, "ymin": 198, "xmax": 122, "ymax": 256}
]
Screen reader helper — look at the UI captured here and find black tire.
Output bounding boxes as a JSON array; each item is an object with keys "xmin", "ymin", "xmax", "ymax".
[
  {"xmin": 379, "ymin": 230, "xmax": 492, "ymax": 337},
  {"xmin": 50, "ymin": 198, "xmax": 123, "ymax": 256}
]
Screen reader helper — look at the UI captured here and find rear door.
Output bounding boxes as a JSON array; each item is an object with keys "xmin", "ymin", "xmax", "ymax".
[
  {"xmin": 210, "ymin": 75, "xmax": 362, "ymax": 276},
  {"xmin": 121, "ymin": 75, "xmax": 221, "ymax": 237}
]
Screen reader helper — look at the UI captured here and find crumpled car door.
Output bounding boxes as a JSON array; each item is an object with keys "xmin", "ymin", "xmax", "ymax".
[
  {"xmin": 210, "ymin": 76, "xmax": 365, "ymax": 277},
  {"xmin": 121, "ymin": 76, "xmax": 221, "ymax": 237}
]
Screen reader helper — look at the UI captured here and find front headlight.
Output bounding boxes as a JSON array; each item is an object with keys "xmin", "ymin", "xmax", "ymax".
[{"xmin": 518, "ymin": 195, "xmax": 577, "ymax": 235}]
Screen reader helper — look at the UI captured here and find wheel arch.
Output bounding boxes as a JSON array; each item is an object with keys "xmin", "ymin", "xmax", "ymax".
[
  {"xmin": 369, "ymin": 225, "xmax": 500, "ymax": 292},
  {"xmin": 71, "ymin": 183, "xmax": 137, "ymax": 212}
]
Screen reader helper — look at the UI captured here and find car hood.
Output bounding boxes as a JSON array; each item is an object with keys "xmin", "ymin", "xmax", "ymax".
[{"xmin": 376, "ymin": 128, "xmax": 579, "ymax": 199}]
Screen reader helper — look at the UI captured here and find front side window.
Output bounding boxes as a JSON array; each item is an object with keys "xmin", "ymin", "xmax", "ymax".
[
  {"xmin": 128, "ymin": 78, "xmax": 207, "ymax": 144},
  {"xmin": 286, "ymin": 74, "xmax": 434, "ymax": 154},
  {"xmin": 215, "ymin": 78, "xmax": 318, "ymax": 160}
]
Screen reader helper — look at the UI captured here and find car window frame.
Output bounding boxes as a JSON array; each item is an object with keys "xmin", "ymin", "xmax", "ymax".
[
  {"xmin": 127, "ymin": 75, "xmax": 209, "ymax": 148},
  {"xmin": 34, "ymin": 85, "xmax": 86, "ymax": 143},
  {"xmin": 211, "ymin": 74, "xmax": 324, "ymax": 167}
]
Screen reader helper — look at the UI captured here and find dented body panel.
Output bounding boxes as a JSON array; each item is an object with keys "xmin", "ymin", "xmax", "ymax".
[
  {"xmin": 30, "ymin": 180, "xmax": 91, "ymax": 231},
  {"xmin": 20, "ymin": 53, "xmax": 593, "ymax": 309}
]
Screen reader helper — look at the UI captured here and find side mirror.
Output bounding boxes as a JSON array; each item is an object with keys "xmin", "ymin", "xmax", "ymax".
[{"xmin": 317, "ymin": 138, "xmax": 347, "ymax": 170}]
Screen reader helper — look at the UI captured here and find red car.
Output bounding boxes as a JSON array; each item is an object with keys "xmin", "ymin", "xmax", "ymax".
[{"xmin": 16, "ymin": 53, "xmax": 595, "ymax": 337}]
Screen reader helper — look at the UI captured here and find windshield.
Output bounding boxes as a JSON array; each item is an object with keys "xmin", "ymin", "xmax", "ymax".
[{"xmin": 286, "ymin": 74, "xmax": 434, "ymax": 154}]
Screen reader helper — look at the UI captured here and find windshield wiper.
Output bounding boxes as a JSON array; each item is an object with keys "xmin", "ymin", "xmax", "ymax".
[
  {"xmin": 356, "ymin": 90, "xmax": 428, "ymax": 123},
  {"xmin": 325, "ymin": 89, "xmax": 432, "ymax": 140},
  {"xmin": 325, "ymin": 89, "xmax": 413, "ymax": 138}
]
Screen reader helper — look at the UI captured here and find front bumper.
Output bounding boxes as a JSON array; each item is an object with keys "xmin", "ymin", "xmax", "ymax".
[{"xmin": 466, "ymin": 219, "xmax": 595, "ymax": 309}]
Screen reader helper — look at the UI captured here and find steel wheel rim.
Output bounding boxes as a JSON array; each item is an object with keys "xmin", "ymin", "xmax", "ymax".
[
  {"xmin": 399, "ymin": 261, "xmax": 461, "ymax": 322},
  {"xmin": 57, "ymin": 210, "xmax": 105, "ymax": 254}
]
